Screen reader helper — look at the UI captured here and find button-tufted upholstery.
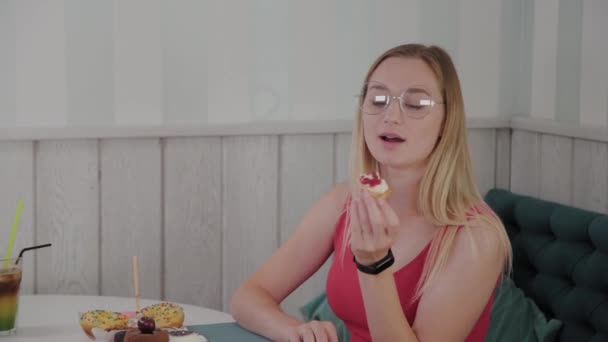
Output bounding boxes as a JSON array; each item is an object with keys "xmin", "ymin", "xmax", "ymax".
[{"xmin": 485, "ymin": 189, "xmax": 608, "ymax": 342}]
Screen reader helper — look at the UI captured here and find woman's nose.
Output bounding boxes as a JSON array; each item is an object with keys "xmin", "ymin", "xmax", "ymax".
[{"xmin": 383, "ymin": 98, "xmax": 402, "ymax": 124}]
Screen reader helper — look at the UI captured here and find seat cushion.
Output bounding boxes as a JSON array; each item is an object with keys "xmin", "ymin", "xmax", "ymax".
[
  {"xmin": 487, "ymin": 276, "xmax": 562, "ymax": 342},
  {"xmin": 486, "ymin": 189, "xmax": 608, "ymax": 342}
]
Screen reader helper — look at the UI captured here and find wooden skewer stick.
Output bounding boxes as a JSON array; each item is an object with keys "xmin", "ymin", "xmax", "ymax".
[{"xmin": 133, "ymin": 256, "xmax": 141, "ymax": 312}]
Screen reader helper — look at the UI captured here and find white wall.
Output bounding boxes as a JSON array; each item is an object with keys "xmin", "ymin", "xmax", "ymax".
[
  {"xmin": 1, "ymin": 0, "xmax": 605, "ymax": 127},
  {"xmin": 0, "ymin": 0, "xmax": 527, "ymax": 127},
  {"xmin": 530, "ymin": 0, "xmax": 608, "ymax": 126}
]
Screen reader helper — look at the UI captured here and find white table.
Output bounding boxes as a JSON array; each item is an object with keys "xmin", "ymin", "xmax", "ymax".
[{"xmin": 2, "ymin": 295, "xmax": 234, "ymax": 341}]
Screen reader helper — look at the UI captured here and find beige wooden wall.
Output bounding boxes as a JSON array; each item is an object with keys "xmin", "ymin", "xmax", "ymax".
[
  {"xmin": 510, "ymin": 118, "xmax": 608, "ymax": 213},
  {"xmin": 5, "ymin": 118, "xmax": 603, "ymax": 319}
]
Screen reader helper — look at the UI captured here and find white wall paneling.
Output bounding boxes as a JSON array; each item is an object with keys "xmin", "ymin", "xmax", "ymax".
[
  {"xmin": 495, "ymin": 128, "xmax": 511, "ymax": 190},
  {"xmin": 221, "ymin": 136, "xmax": 279, "ymax": 310},
  {"xmin": 468, "ymin": 129, "xmax": 497, "ymax": 196},
  {"xmin": 36, "ymin": 140, "xmax": 99, "ymax": 295},
  {"xmin": 530, "ymin": 0, "xmax": 560, "ymax": 120},
  {"xmin": 510, "ymin": 130, "xmax": 541, "ymax": 197},
  {"xmin": 0, "ymin": 141, "xmax": 34, "ymax": 294},
  {"xmin": 572, "ymin": 139, "xmax": 608, "ymax": 213},
  {"xmin": 101, "ymin": 139, "xmax": 162, "ymax": 298},
  {"xmin": 2, "ymin": 118, "xmax": 605, "ymax": 316},
  {"xmin": 539, "ymin": 134, "xmax": 573, "ymax": 205},
  {"xmin": 279, "ymin": 135, "xmax": 334, "ymax": 317},
  {"xmin": 163, "ymin": 137, "xmax": 222, "ymax": 310},
  {"xmin": 579, "ymin": 0, "xmax": 608, "ymax": 126}
]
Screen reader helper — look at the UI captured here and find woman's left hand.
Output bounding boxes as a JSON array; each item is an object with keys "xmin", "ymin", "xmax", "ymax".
[{"xmin": 350, "ymin": 190, "xmax": 400, "ymax": 266}]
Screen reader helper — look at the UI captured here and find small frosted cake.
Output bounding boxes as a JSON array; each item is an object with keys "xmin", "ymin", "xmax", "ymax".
[
  {"xmin": 123, "ymin": 317, "xmax": 169, "ymax": 342},
  {"xmin": 123, "ymin": 330, "xmax": 169, "ymax": 342},
  {"xmin": 359, "ymin": 172, "xmax": 391, "ymax": 199}
]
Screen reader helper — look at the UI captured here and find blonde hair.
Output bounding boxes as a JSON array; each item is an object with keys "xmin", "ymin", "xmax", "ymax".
[{"xmin": 343, "ymin": 44, "xmax": 512, "ymax": 301}]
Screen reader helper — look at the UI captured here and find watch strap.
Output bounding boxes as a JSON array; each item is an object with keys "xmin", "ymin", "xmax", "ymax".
[{"xmin": 353, "ymin": 249, "xmax": 395, "ymax": 275}]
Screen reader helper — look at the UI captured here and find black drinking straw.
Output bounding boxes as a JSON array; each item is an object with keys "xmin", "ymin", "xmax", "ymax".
[{"xmin": 15, "ymin": 243, "xmax": 52, "ymax": 264}]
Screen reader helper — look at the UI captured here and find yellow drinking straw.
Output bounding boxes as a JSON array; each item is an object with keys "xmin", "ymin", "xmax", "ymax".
[{"xmin": 4, "ymin": 200, "xmax": 24, "ymax": 268}]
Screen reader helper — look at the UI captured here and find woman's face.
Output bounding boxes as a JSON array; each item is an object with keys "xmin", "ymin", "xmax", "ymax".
[{"xmin": 362, "ymin": 57, "xmax": 446, "ymax": 170}]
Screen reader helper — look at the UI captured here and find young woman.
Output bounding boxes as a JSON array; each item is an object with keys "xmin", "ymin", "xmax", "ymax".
[{"xmin": 230, "ymin": 44, "xmax": 512, "ymax": 342}]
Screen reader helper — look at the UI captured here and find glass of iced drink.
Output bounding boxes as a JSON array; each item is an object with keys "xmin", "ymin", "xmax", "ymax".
[{"xmin": 0, "ymin": 259, "xmax": 21, "ymax": 336}]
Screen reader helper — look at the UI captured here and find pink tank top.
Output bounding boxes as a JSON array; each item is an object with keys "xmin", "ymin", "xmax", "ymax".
[{"xmin": 326, "ymin": 206, "xmax": 494, "ymax": 342}]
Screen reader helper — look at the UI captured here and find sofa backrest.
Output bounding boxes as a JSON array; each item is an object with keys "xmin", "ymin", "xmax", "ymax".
[{"xmin": 485, "ymin": 189, "xmax": 608, "ymax": 342}]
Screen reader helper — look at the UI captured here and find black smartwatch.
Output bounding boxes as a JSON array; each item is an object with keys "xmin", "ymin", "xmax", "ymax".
[{"xmin": 353, "ymin": 249, "xmax": 395, "ymax": 275}]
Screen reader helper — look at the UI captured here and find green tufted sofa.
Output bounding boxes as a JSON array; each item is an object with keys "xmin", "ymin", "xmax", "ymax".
[{"xmin": 485, "ymin": 189, "xmax": 608, "ymax": 342}]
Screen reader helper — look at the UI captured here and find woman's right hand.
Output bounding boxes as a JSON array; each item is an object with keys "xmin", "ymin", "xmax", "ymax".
[{"xmin": 283, "ymin": 320, "xmax": 339, "ymax": 342}]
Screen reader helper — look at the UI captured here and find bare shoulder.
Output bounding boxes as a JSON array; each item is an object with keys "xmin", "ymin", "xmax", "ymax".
[
  {"xmin": 432, "ymin": 212, "xmax": 506, "ymax": 287},
  {"xmin": 412, "ymin": 210, "xmax": 507, "ymax": 340},
  {"xmin": 455, "ymin": 206, "xmax": 509, "ymax": 265}
]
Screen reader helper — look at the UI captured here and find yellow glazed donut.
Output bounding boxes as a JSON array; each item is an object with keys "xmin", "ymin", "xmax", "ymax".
[
  {"xmin": 138, "ymin": 302, "xmax": 185, "ymax": 329},
  {"xmin": 80, "ymin": 310, "xmax": 130, "ymax": 338}
]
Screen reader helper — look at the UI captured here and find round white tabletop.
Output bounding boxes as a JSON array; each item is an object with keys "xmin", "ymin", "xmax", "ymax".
[{"xmin": 2, "ymin": 295, "xmax": 234, "ymax": 342}]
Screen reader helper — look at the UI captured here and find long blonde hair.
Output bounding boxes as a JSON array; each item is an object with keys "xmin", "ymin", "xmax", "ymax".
[{"xmin": 344, "ymin": 44, "xmax": 511, "ymax": 301}]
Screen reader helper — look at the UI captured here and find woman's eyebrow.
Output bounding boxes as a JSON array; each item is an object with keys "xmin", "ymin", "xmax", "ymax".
[
  {"xmin": 407, "ymin": 87, "xmax": 432, "ymax": 96},
  {"xmin": 366, "ymin": 83, "xmax": 436, "ymax": 97},
  {"xmin": 367, "ymin": 83, "xmax": 388, "ymax": 91}
]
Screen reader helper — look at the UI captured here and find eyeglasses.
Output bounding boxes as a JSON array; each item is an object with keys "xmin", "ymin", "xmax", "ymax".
[{"xmin": 358, "ymin": 81, "xmax": 445, "ymax": 119}]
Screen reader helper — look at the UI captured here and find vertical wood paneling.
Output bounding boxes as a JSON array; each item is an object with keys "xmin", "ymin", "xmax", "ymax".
[
  {"xmin": 499, "ymin": 0, "xmax": 530, "ymax": 117},
  {"xmin": 510, "ymin": 130, "xmax": 540, "ymax": 197},
  {"xmin": 530, "ymin": 0, "xmax": 559, "ymax": 120},
  {"xmin": 495, "ymin": 129, "xmax": 511, "ymax": 190},
  {"xmin": 555, "ymin": 0, "xmax": 583, "ymax": 123},
  {"xmin": 419, "ymin": 0, "xmax": 460, "ymax": 59},
  {"xmin": 205, "ymin": 0, "xmax": 250, "ymax": 124},
  {"xmin": 279, "ymin": 135, "xmax": 334, "ymax": 317},
  {"xmin": 468, "ymin": 129, "xmax": 496, "ymax": 196},
  {"xmin": 36, "ymin": 140, "xmax": 98, "ymax": 295},
  {"xmin": 0, "ymin": 142, "xmax": 34, "ymax": 294},
  {"xmin": 8, "ymin": 127, "xmax": 606, "ymax": 302},
  {"xmin": 101, "ymin": 139, "xmax": 162, "ymax": 298},
  {"xmin": 334, "ymin": 133, "xmax": 352, "ymax": 184},
  {"xmin": 163, "ymin": 137, "xmax": 222, "ymax": 309},
  {"xmin": 372, "ymin": 0, "xmax": 419, "ymax": 55},
  {"xmin": 222, "ymin": 136, "xmax": 278, "ymax": 310},
  {"xmin": 15, "ymin": 0, "xmax": 67, "ymax": 125},
  {"xmin": 579, "ymin": 0, "xmax": 608, "ymax": 126},
  {"xmin": 0, "ymin": 0, "xmax": 16, "ymax": 125},
  {"xmin": 458, "ymin": 0, "xmax": 501, "ymax": 118},
  {"xmin": 249, "ymin": 0, "xmax": 289, "ymax": 122},
  {"xmin": 336, "ymin": 0, "xmax": 373, "ymax": 121},
  {"xmin": 113, "ymin": 0, "xmax": 163, "ymax": 124},
  {"xmin": 161, "ymin": 0, "xmax": 208, "ymax": 124},
  {"xmin": 572, "ymin": 139, "xmax": 608, "ymax": 212},
  {"xmin": 64, "ymin": 0, "xmax": 114, "ymax": 125},
  {"xmin": 288, "ymin": 0, "xmax": 337, "ymax": 121},
  {"xmin": 539, "ymin": 134, "xmax": 573, "ymax": 205}
]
